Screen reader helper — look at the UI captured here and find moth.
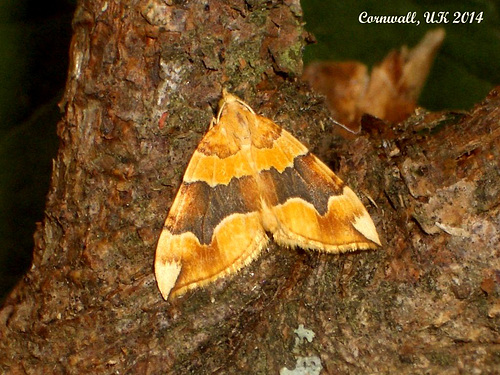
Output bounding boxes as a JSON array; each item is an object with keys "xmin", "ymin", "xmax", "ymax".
[{"xmin": 155, "ymin": 91, "xmax": 381, "ymax": 300}]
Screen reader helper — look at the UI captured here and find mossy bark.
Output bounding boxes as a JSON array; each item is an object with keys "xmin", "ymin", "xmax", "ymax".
[{"xmin": 0, "ymin": 1, "xmax": 498, "ymax": 374}]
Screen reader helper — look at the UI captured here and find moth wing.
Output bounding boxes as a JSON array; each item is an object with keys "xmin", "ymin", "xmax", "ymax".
[
  {"xmin": 258, "ymin": 129, "xmax": 381, "ymax": 253},
  {"xmin": 155, "ymin": 125, "xmax": 269, "ymax": 301}
]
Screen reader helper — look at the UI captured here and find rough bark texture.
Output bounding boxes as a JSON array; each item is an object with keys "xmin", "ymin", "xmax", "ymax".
[{"xmin": 1, "ymin": 0, "xmax": 499, "ymax": 374}]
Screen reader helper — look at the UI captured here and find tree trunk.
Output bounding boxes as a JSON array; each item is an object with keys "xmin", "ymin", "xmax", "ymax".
[{"xmin": 1, "ymin": 1, "xmax": 499, "ymax": 374}]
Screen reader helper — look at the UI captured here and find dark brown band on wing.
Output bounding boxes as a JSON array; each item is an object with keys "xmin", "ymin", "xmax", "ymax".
[
  {"xmin": 259, "ymin": 153, "xmax": 344, "ymax": 216},
  {"xmin": 167, "ymin": 153, "xmax": 344, "ymax": 243},
  {"xmin": 167, "ymin": 175, "xmax": 261, "ymax": 244}
]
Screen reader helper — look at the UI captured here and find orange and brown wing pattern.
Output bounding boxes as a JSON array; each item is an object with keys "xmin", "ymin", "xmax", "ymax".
[
  {"xmin": 155, "ymin": 92, "xmax": 380, "ymax": 301},
  {"xmin": 155, "ymin": 100, "xmax": 269, "ymax": 300},
  {"xmin": 259, "ymin": 151, "xmax": 381, "ymax": 251}
]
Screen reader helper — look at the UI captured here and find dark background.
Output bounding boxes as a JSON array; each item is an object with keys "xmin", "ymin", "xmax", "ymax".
[
  {"xmin": 0, "ymin": 0, "xmax": 75, "ymax": 301},
  {"xmin": 0, "ymin": 0, "xmax": 498, "ymax": 301},
  {"xmin": 302, "ymin": 0, "xmax": 499, "ymax": 110}
]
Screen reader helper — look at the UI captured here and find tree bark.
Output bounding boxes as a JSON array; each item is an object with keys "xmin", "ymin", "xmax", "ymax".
[{"xmin": 1, "ymin": 1, "xmax": 499, "ymax": 374}]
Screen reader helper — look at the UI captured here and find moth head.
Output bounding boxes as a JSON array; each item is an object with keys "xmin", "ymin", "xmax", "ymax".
[{"xmin": 217, "ymin": 90, "xmax": 255, "ymax": 124}]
